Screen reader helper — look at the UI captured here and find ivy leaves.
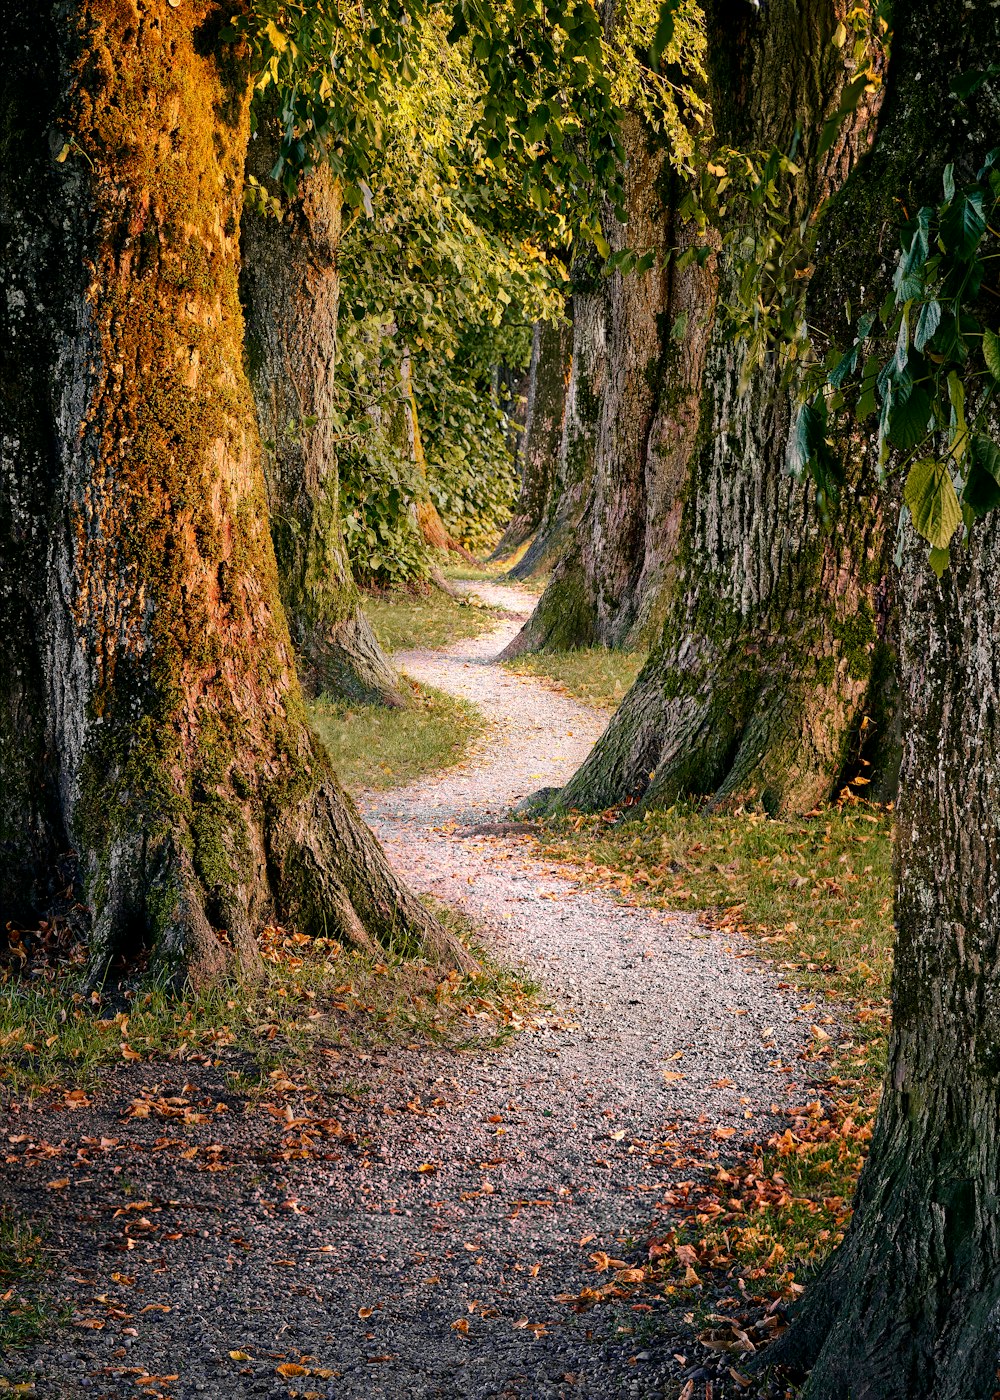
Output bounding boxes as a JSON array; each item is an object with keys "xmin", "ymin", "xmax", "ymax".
[{"xmin": 796, "ymin": 149, "xmax": 1000, "ymax": 574}]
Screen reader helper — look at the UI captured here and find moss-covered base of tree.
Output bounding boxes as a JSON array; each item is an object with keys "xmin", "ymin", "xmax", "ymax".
[
  {"xmin": 304, "ymin": 608, "xmax": 405, "ymax": 708},
  {"xmin": 537, "ymin": 622, "xmax": 887, "ymax": 819},
  {"xmin": 84, "ymin": 768, "xmax": 475, "ymax": 991},
  {"xmin": 488, "ymin": 511, "xmax": 539, "ymax": 564},
  {"xmin": 500, "ymin": 553, "xmax": 598, "ymax": 658}
]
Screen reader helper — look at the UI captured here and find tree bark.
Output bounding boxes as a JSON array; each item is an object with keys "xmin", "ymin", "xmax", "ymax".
[
  {"xmin": 544, "ymin": 0, "xmax": 893, "ymax": 817},
  {"xmin": 763, "ymin": 5, "xmax": 1000, "ymax": 1394},
  {"xmin": 489, "ymin": 316, "xmax": 572, "ymax": 562},
  {"xmin": 507, "ymin": 251, "xmax": 608, "ymax": 584},
  {"xmin": 0, "ymin": 0, "xmax": 473, "ymax": 983},
  {"xmin": 240, "ymin": 122, "xmax": 403, "ymax": 707}
]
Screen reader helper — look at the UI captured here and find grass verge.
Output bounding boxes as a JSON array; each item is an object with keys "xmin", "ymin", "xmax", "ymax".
[
  {"xmin": 504, "ymin": 648, "xmax": 646, "ymax": 712},
  {"xmin": 363, "ymin": 585, "xmax": 504, "ymax": 653},
  {"xmin": 533, "ymin": 802, "xmax": 893, "ymax": 1346},
  {"xmin": 0, "ymin": 1209, "xmax": 51, "ymax": 1353},
  {"xmin": 309, "ymin": 679, "xmax": 486, "ymax": 792},
  {"xmin": 0, "ymin": 905, "xmax": 541, "ymax": 1097}
]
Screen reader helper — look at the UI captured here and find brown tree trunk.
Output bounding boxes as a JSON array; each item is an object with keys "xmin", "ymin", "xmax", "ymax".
[
  {"xmin": 490, "ymin": 316, "xmax": 572, "ymax": 561},
  {"xmin": 0, "ymin": 0, "xmax": 473, "ymax": 983},
  {"xmin": 543, "ymin": 0, "xmax": 893, "ymax": 818},
  {"xmin": 764, "ymin": 4, "xmax": 1000, "ymax": 1394},
  {"xmin": 398, "ymin": 346, "xmax": 473, "ymax": 561},
  {"xmin": 507, "ymin": 250, "xmax": 608, "ymax": 584},
  {"xmin": 240, "ymin": 122, "xmax": 403, "ymax": 707},
  {"xmin": 505, "ymin": 114, "xmax": 717, "ymax": 654}
]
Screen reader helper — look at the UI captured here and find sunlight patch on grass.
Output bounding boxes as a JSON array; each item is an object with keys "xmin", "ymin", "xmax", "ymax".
[
  {"xmin": 504, "ymin": 648, "xmax": 646, "ymax": 712},
  {"xmin": 363, "ymin": 586, "xmax": 503, "ymax": 653},
  {"xmin": 309, "ymin": 679, "xmax": 486, "ymax": 792}
]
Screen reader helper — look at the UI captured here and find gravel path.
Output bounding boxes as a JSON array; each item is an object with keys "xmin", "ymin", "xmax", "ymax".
[{"xmin": 2, "ymin": 585, "xmax": 813, "ymax": 1400}]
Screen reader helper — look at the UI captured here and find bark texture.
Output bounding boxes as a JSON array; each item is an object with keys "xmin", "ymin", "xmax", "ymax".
[
  {"xmin": 507, "ymin": 251, "xmax": 608, "ymax": 584},
  {"xmin": 764, "ymin": 4, "xmax": 1000, "ymax": 1394},
  {"xmin": 507, "ymin": 109, "xmax": 717, "ymax": 655},
  {"xmin": 0, "ymin": 0, "xmax": 471, "ymax": 982},
  {"xmin": 547, "ymin": 0, "xmax": 893, "ymax": 817},
  {"xmin": 240, "ymin": 127, "xmax": 402, "ymax": 706},
  {"xmin": 490, "ymin": 316, "xmax": 572, "ymax": 562}
]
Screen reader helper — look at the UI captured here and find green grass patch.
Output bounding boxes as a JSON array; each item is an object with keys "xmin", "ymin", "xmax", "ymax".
[
  {"xmin": 504, "ymin": 648, "xmax": 646, "ymax": 712},
  {"xmin": 0, "ymin": 1209, "xmax": 51, "ymax": 1353},
  {"xmin": 363, "ymin": 585, "xmax": 503, "ymax": 653},
  {"xmin": 443, "ymin": 558, "xmax": 550, "ymax": 595},
  {"xmin": 534, "ymin": 802, "xmax": 893, "ymax": 1311},
  {"xmin": 309, "ymin": 679, "xmax": 486, "ymax": 792},
  {"xmin": 0, "ymin": 909, "xmax": 541, "ymax": 1097}
]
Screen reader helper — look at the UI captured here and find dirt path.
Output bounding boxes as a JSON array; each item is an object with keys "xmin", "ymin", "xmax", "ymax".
[{"xmin": 3, "ymin": 587, "xmax": 814, "ymax": 1400}]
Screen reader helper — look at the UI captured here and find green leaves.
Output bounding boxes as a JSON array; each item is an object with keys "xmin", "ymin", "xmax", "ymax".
[
  {"xmin": 983, "ymin": 329, "xmax": 1000, "ymax": 382},
  {"xmin": 963, "ymin": 436, "xmax": 1000, "ymax": 519},
  {"xmin": 650, "ymin": 0, "xmax": 681, "ymax": 71},
  {"xmin": 789, "ymin": 399, "xmax": 841, "ymax": 504},
  {"xmin": 904, "ymin": 459, "xmax": 961, "ymax": 552}
]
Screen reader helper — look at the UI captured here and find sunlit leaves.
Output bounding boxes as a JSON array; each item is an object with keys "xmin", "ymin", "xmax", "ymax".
[{"xmin": 903, "ymin": 459, "xmax": 962, "ymax": 552}]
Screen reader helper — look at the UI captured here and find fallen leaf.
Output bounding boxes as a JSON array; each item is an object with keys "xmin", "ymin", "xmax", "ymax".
[
  {"xmin": 229, "ymin": 1351, "xmax": 252, "ymax": 1361},
  {"xmin": 276, "ymin": 1363, "xmax": 309, "ymax": 1378}
]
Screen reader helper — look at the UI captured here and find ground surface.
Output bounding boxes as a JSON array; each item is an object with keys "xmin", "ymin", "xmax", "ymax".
[{"xmin": 1, "ymin": 585, "xmax": 814, "ymax": 1399}]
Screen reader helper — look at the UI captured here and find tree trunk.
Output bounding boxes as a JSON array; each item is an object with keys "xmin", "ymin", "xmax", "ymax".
[
  {"xmin": 505, "ymin": 119, "xmax": 717, "ymax": 654},
  {"xmin": 544, "ymin": 0, "xmax": 893, "ymax": 817},
  {"xmin": 0, "ymin": 0, "xmax": 473, "ymax": 982},
  {"xmin": 507, "ymin": 250, "xmax": 608, "ymax": 584},
  {"xmin": 240, "ymin": 123, "xmax": 403, "ymax": 707},
  {"xmin": 763, "ymin": 5, "xmax": 1000, "ymax": 1394},
  {"xmin": 489, "ymin": 316, "xmax": 572, "ymax": 561}
]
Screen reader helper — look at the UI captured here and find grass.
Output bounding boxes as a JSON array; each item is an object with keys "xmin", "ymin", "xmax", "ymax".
[
  {"xmin": 504, "ymin": 647, "xmax": 646, "ymax": 712},
  {"xmin": 309, "ymin": 679, "xmax": 486, "ymax": 791},
  {"xmin": 0, "ymin": 906, "xmax": 541, "ymax": 1098},
  {"xmin": 533, "ymin": 800, "xmax": 894, "ymax": 1314},
  {"xmin": 0, "ymin": 1209, "xmax": 51, "ymax": 1353},
  {"xmin": 363, "ymin": 585, "xmax": 503, "ymax": 653},
  {"xmin": 443, "ymin": 557, "xmax": 551, "ymax": 595}
]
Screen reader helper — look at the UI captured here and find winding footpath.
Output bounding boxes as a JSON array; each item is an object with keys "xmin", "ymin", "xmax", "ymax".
[{"xmin": 3, "ymin": 586, "xmax": 814, "ymax": 1400}]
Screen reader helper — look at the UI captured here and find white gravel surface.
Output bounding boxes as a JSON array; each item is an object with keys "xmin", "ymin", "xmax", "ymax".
[
  {"xmin": 4, "ymin": 583, "xmax": 814, "ymax": 1400},
  {"xmin": 367, "ymin": 581, "xmax": 809, "ymax": 1151}
]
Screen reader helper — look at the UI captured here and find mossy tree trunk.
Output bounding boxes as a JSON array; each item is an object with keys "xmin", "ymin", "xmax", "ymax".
[
  {"xmin": 490, "ymin": 316, "xmax": 572, "ymax": 562},
  {"xmin": 764, "ymin": 5, "xmax": 1000, "ymax": 1395},
  {"xmin": 507, "ymin": 250, "xmax": 608, "ymax": 585},
  {"xmin": 505, "ymin": 117, "xmax": 717, "ymax": 655},
  {"xmin": 550, "ymin": 0, "xmax": 893, "ymax": 817},
  {"xmin": 0, "ymin": 0, "xmax": 473, "ymax": 983},
  {"xmin": 240, "ymin": 119, "xmax": 403, "ymax": 707}
]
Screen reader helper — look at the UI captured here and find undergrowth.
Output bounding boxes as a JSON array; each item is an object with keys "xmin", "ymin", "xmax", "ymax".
[
  {"xmin": 504, "ymin": 648, "xmax": 646, "ymax": 712},
  {"xmin": 309, "ymin": 679, "xmax": 486, "ymax": 791},
  {"xmin": 0, "ymin": 1209, "xmax": 51, "ymax": 1353}
]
